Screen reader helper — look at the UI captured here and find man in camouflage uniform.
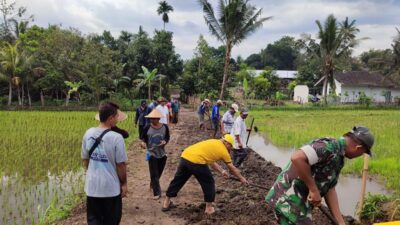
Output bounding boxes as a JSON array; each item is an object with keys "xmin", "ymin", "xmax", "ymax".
[{"xmin": 266, "ymin": 126, "xmax": 374, "ymax": 225}]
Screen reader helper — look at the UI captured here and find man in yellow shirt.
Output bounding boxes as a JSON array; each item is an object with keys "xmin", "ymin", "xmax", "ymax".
[{"xmin": 162, "ymin": 134, "xmax": 249, "ymax": 215}]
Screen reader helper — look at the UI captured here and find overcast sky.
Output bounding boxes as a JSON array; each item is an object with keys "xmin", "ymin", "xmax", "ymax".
[{"xmin": 18, "ymin": 0, "xmax": 400, "ymax": 59}]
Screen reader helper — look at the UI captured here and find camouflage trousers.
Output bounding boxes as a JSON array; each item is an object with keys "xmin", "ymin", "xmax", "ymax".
[{"xmin": 274, "ymin": 208, "xmax": 312, "ymax": 225}]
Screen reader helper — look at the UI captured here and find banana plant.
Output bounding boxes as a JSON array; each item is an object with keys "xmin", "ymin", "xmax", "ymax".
[
  {"xmin": 134, "ymin": 66, "xmax": 158, "ymax": 101},
  {"xmin": 64, "ymin": 81, "xmax": 84, "ymax": 106}
]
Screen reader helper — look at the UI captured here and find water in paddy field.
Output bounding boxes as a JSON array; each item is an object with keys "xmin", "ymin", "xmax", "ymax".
[
  {"xmin": 248, "ymin": 133, "xmax": 392, "ymax": 217},
  {"xmin": 0, "ymin": 170, "xmax": 84, "ymax": 225}
]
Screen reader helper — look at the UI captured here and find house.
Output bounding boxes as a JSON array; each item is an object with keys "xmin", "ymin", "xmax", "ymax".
[{"xmin": 328, "ymin": 71, "xmax": 400, "ymax": 103}]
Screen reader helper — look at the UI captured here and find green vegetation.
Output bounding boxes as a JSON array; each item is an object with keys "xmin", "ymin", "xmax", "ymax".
[
  {"xmin": 250, "ymin": 108, "xmax": 400, "ymax": 193},
  {"xmin": 0, "ymin": 111, "xmax": 136, "ymax": 224}
]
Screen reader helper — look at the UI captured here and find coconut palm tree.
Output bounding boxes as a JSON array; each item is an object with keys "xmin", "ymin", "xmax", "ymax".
[
  {"xmin": 157, "ymin": 1, "xmax": 174, "ymax": 30},
  {"xmin": 198, "ymin": 0, "xmax": 271, "ymax": 99},
  {"xmin": 0, "ymin": 41, "xmax": 24, "ymax": 105},
  {"xmin": 315, "ymin": 15, "xmax": 361, "ymax": 103}
]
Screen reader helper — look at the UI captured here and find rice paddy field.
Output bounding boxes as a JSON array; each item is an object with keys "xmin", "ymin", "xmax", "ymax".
[
  {"xmin": 249, "ymin": 108, "xmax": 400, "ymax": 194},
  {"xmin": 0, "ymin": 111, "xmax": 136, "ymax": 225}
]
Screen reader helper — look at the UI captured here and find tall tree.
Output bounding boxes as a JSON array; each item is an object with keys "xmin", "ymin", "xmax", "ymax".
[
  {"xmin": 198, "ymin": 0, "xmax": 271, "ymax": 99},
  {"xmin": 157, "ymin": 1, "xmax": 174, "ymax": 30},
  {"xmin": 315, "ymin": 14, "xmax": 361, "ymax": 103},
  {"xmin": 0, "ymin": 41, "xmax": 26, "ymax": 105}
]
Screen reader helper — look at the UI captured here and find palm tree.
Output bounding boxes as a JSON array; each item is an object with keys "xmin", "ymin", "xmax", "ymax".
[
  {"xmin": 0, "ymin": 41, "xmax": 24, "ymax": 105},
  {"xmin": 134, "ymin": 66, "xmax": 159, "ymax": 101},
  {"xmin": 157, "ymin": 1, "xmax": 174, "ymax": 30},
  {"xmin": 315, "ymin": 15, "xmax": 362, "ymax": 103},
  {"xmin": 198, "ymin": 0, "xmax": 271, "ymax": 99}
]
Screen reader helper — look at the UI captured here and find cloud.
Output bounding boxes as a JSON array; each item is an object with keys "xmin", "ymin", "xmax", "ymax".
[{"xmin": 16, "ymin": 0, "xmax": 400, "ymax": 59}]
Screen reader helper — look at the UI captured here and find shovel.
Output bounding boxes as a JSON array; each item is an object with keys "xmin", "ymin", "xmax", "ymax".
[{"xmin": 229, "ymin": 176, "xmax": 268, "ymax": 190}]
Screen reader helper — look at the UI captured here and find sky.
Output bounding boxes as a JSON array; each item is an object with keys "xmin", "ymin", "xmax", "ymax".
[{"xmin": 18, "ymin": 0, "xmax": 400, "ymax": 60}]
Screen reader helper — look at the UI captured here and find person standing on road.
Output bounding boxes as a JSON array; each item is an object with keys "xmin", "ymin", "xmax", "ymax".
[
  {"xmin": 197, "ymin": 99, "xmax": 210, "ymax": 131},
  {"xmin": 211, "ymin": 100, "xmax": 223, "ymax": 138},
  {"xmin": 140, "ymin": 109, "xmax": 170, "ymax": 200},
  {"xmin": 82, "ymin": 102, "xmax": 128, "ymax": 225},
  {"xmin": 266, "ymin": 126, "xmax": 374, "ymax": 225},
  {"xmin": 161, "ymin": 134, "xmax": 249, "ymax": 215},
  {"xmin": 156, "ymin": 97, "xmax": 169, "ymax": 125},
  {"xmin": 135, "ymin": 100, "xmax": 150, "ymax": 139},
  {"xmin": 231, "ymin": 109, "xmax": 251, "ymax": 168},
  {"xmin": 221, "ymin": 103, "xmax": 239, "ymax": 135},
  {"xmin": 171, "ymin": 98, "xmax": 180, "ymax": 127}
]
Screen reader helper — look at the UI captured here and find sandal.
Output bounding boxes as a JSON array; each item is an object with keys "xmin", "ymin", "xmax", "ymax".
[
  {"xmin": 161, "ymin": 201, "xmax": 175, "ymax": 212},
  {"xmin": 152, "ymin": 195, "xmax": 161, "ymax": 200}
]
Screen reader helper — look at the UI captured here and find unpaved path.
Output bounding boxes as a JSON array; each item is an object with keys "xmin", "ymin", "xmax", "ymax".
[{"xmin": 59, "ymin": 107, "xmax": 341, "ymax": 225}]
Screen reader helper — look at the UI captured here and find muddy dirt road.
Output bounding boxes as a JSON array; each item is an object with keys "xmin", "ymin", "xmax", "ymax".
[{"xmin": 59, "ymin": 108, "xmax": 342, "ymax": 225}]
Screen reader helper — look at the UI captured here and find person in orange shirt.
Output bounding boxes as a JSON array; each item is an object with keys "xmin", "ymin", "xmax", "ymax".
[{"xmin": 161, "ymin": 134, "xmax": 248, "ymax": 215}]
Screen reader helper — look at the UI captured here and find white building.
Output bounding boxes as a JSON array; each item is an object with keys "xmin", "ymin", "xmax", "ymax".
[{"xmin": 328, "ymin": 71, "xmax": 400, "ymax": 103}]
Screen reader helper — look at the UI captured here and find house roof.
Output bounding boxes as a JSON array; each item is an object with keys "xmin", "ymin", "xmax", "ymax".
[
  {"xmin": 334, "ymin": 71, "xmax": 400, "ymax": 88},
  {"xmin": 251, "ymin": 70, "xmax": 297, "ymax": 79}
]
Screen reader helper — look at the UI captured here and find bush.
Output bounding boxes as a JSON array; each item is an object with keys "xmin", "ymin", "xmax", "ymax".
[
  {"xmin": 0, "ymin": 96, "xmax": 7, "ymax": 105},
  {"xmin": 359, "ymin": 92, "xmax": 372, "ymax": 107}
]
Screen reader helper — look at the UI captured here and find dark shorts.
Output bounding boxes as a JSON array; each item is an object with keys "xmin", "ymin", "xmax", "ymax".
[{"xmin": 87, "ymin": 195, "xmax": 122, "ymax": 225}]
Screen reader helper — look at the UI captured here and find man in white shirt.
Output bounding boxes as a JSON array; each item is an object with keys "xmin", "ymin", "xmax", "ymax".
[
  {"xmin": 156, "ymin": 97, "xmax": 169, "ymax": 125},
  {"xmin": 221, "ymin": 103, "xmax": 239, "ymax": 134},
  {"xmin": 230, "ymin": 108, "xmax": 250, "ymax": 167}
]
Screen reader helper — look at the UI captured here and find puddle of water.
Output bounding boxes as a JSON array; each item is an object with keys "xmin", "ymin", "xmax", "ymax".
[{"xmin": 248, "ymin": 133, "xmax": 391, "ymax": 216}]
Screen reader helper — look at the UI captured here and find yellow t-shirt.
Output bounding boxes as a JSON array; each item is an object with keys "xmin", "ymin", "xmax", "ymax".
[{"xmin": 181, "ymin": 139, "xmax": 232, "ymax": 165}]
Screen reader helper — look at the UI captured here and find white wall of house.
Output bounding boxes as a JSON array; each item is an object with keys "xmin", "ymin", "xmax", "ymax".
[{"xmin": 339, "ymin": 86, "xmax": 400, "ymax": 103}]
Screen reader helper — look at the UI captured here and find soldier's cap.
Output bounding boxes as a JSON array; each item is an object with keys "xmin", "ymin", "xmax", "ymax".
[{"xmin": 346, "ymin": 126, "xmax": 374, "ymax": 155}]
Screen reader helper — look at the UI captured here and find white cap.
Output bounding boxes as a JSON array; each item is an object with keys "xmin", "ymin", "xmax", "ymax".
[{"xmin": 231, "ymin": 103, "xmax": 239, "ymax": 112}]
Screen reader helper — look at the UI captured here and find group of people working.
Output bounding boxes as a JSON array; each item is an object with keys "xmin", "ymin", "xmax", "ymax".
[{"xmin": 82, "ymin": 100, "xmax": 375, "ymax": 225}]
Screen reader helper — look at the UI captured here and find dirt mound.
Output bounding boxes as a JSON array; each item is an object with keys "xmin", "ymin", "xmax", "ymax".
[{"xmin": 167, "ymin": 150, "xmax": 350, "ymax": 225}]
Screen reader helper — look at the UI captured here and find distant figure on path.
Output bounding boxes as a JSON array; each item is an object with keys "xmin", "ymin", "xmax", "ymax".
[
  {"xmin": 82, "ymin": 102, "xmax": 128, "ymax": 225},
  {"xmin": 230, "ymin": 108, "xmax": 251, "ymax": 168},
  {"xmin": 211, "ymin": 100, "xmax": 223, "ymax": 138},
  {"xmin": 156, "ymin": 97, "xmax": 169, "ymax": 125},
  {"xmin": 266, "ymin": 126, "xmax": 374, "ymax": 225},
  {"xmin": 135, "ymin": 100, "xmax": 151, "ymax": 139},
  {"xmin": 221, "ymin": 103, "xmax": 238, "ymax": 135},
  {"xmin": 171, "ymin": 98, "xmax": 180, "ymax": 127},
  {"xmin": 197, "ymin": 99, "xmax": 210, "ymax": 131}
]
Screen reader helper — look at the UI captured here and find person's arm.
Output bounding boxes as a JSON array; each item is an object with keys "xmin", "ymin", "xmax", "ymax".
[
  {"xmin": 210, "ymin": 162, "xmax": 228, "ymax": 177},
  {"xmin": 226, "ymin": 163, "xmax": 248, "ymax": 184},
  {"xmin": 116, "ymin": 162, "xmax": 128, "ymax": 197},
  {"xmin": 83, "ymin": 159, "xmax": 89, "ymax": 170},
  {"xmin": 164, "ymin": 125, "xmax": 170, "ymax": 144},
  {"xmin": 325, "ymin": 187, "xmax": 346, "ymax": 225},
  {"xmin": 291, "ymin": 150, "xmax": 321, "ymax": 206},
  {"xmin": 141, "ymin": 125, "xmax": 150, "ymax": 144}
]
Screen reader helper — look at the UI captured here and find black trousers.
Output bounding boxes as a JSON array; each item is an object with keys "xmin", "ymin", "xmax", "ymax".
[
  {"xmin": 166, "ymin": 158, "xmax": 215, "ymax": 202},
  {"xmin": 87, "ymin": 195, "xmax": 122, "ymax": 225},
  {"xmin": 148, "ymin": 155, "xmax": 167, "ymax": 196},
  {"xmin": 138, "ymin": 125, "xmax": 145, "ymax": 139},
  {"xmin": 233, "ymin": 148, "xmax": 249, "ymax": 167}
]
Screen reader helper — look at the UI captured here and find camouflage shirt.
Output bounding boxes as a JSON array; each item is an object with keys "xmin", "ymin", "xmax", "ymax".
[{"xmin": 266, "ymin": 137, "xmax": 346, "ymax": 224}]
